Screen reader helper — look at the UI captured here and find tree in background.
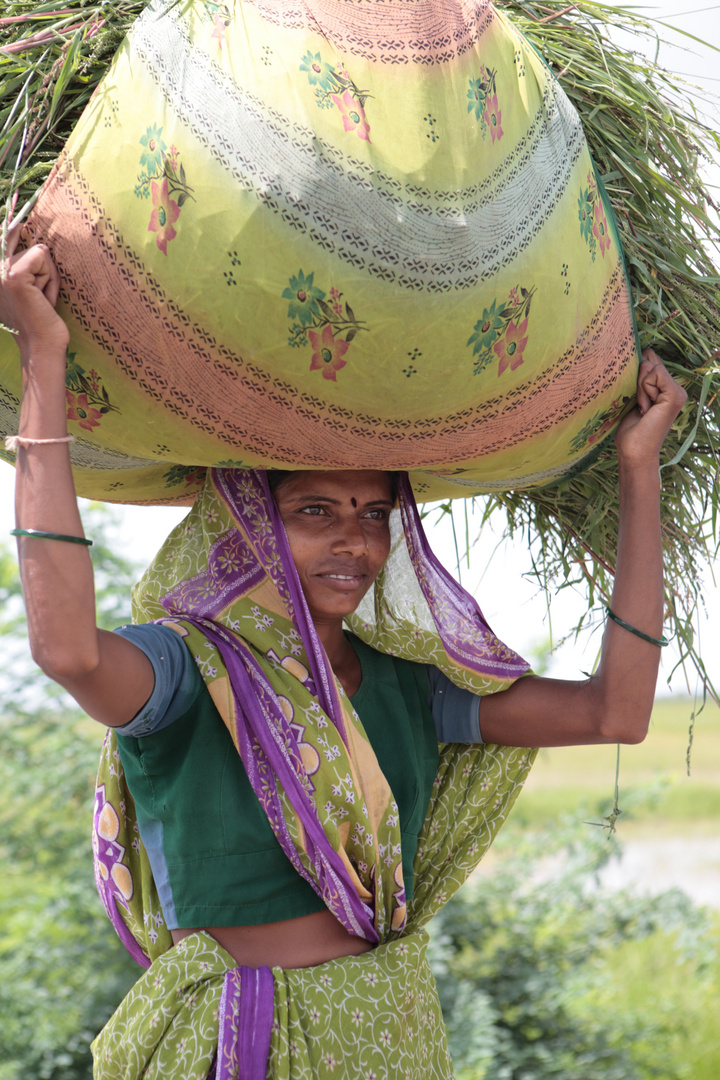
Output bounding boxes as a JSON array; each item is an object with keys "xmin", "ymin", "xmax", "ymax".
[
  {"xmin": 431, "ymin": 816, "xmax": 720, "ymax": 1080},
  {"xmin": 0, "ymin": 506, "xmax": 140, "ymax": 1080}
]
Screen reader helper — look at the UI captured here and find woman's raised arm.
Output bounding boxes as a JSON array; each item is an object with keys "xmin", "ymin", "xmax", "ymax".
[
  {"xmin": 479, "ymin": 350, "xmax": 688, "ymax": 748},
  {"xmin": 2, "ymin": 241, "xmax": 154, "ymax": 726}
]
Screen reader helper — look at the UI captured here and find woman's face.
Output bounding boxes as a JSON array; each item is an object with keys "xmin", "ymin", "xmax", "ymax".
[{"xmin": 273, "ymin": 470, "xmax": 393, "ymax": 627}]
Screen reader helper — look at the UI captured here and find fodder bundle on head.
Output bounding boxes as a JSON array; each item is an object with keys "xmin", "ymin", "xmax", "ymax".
[
  {"xmin": 493, "ymin": 0, "xmax": 720, "ymax": 700},
  {"xmin": 1, "ymin": 0, "xmax": 718, "ymax": 696}
]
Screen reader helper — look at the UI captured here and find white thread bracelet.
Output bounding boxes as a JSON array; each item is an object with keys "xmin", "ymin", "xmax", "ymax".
[{"xmin": 5, "ymin": 434, "xmax": 75, "ymax": 452}]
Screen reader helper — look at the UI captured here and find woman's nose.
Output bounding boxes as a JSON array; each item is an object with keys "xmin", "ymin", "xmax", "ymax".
[{"xmin": 330, "ymin": 519, "xmax": 368, "ymax": 556}]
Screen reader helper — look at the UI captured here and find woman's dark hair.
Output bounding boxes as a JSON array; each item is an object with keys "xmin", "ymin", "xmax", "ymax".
[
  {"xmin": 267, "ymin": 469, "xmax": 400, "ymax": 505},
  {"xmin": 266, "ymin": 470, "xmax": 294, "ymax": 494}
]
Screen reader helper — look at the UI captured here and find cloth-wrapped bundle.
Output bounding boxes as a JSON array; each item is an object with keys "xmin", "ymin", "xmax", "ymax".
[{"xmin": 0, "ymin": 0, "xmax": 638, "ymax": 503}]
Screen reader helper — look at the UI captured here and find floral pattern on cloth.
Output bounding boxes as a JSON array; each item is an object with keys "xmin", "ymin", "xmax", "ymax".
[
  {"xmin": 284, "ymin": 272, "xmax": 366, "ymax": 381},
  {"xmin": 0, "ymin": 0, "xmax": 640, "ymax": 500},
  {"xmin": 300, "ymin": 51, "xmax": 371, "ymax": 141},
  {"xmin": 467, "ymin": 285, "xmax": 536, "ymax": 377},
  {"xmin": 161, "ymin": 463, "xmax": 207, "ymax": 492},
  {"xmin": 579, "ymin": 171, "xmax": 612, "ymax": 262},
  {"xmin": 467, "ymin": 66, "xmax": 504, "ymax": 143},
  {"xmin": 92, "ymin": 931, "xmax": 455, "ymax": 1080},
  {"xmin": 570, "ymin": 393, "xmax": 633, "ymax": 454},
  {"xmin": 64, "ymin": 351, "xmax": 119, "ymax": 434},
  {"xmin": 92, "ymin": 467, "xmax": 535, "ymax": 1076},
  {"xmin": 204, "ymin": 1, "xmax": 232, "ymax": 50},
  {"xmin": 135, "ymin": 125, "xmax": 195, "ymax": 255}
]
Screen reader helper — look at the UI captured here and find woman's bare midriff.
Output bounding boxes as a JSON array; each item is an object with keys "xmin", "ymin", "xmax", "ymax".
[{"xmin": 171, "ymin": 909, "xmax": 373, "ymax": 969}]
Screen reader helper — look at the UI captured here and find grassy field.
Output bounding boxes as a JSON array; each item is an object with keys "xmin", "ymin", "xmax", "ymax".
[
  {"xmin": 492, "ymin": 696, "xmax": 720, "ymax": 1079},
  {"xmin": 508, "ymin": 696, "xmax": 720, "ymax": 836}
]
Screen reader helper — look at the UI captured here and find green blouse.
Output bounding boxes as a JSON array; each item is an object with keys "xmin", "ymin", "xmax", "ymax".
[{"xmin": 117, "ymin": 635, "xmax": 440, "ymax": 928}]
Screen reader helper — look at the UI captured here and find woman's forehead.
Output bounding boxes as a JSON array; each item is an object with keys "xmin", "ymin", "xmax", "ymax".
[{"xmin": 275, "ymin": 470, "xmax": 393, "ymax": 502}]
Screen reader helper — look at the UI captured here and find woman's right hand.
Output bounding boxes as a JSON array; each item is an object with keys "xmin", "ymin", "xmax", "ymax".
[{"xmin": 0, "ymin": 239, "xmax": 69, "ymax": 354}]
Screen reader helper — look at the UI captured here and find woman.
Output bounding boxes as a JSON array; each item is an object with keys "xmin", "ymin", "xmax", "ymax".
[{"xmin": 3, "ymin": 241, "xmax": 687, "ymax": 1078}]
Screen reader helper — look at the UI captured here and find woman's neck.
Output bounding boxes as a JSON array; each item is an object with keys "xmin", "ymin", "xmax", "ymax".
[{"xmin": 315, "ymin": 620, "xmax": 362, "ymax": 697}]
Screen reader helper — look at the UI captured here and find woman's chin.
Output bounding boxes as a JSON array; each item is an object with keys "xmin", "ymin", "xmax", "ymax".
[{"xmin": 306, "ymin": 581, "xmax": 371, "ymax": 622}]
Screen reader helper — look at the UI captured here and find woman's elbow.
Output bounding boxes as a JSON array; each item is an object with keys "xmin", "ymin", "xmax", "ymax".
[
  {"xmin": 597, "ymin": 706, "xmax": 651, "ymax": 745},
  {"xmin": 30, "ymin": 638, "xmax": 101, "ymax": 684},
  {"xmin": 586, "ymin": 676, "xmax": 653, "ymax": 744}
]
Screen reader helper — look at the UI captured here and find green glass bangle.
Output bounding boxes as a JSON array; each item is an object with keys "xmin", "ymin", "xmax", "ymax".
[
  {"xmin": 605, "ymin": 606, "xmax": 668, "ymax": 647},
  {"xmin": 11, "ymin": 528, "xmax": 92, "ymax": 547}
]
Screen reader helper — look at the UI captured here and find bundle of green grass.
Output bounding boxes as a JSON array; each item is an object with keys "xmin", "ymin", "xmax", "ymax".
[{"xmin": 1, "ymin": 0, "xmax": 718, "ymax": 694}]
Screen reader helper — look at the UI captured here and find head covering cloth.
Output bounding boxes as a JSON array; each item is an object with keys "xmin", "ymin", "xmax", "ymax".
[{"xmin": 93, "ymin": 469, "xmax": 534, "ymax": 1078}]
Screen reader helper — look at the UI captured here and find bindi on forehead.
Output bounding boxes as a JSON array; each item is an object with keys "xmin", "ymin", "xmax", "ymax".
[{"xmin": 351, "ymin": 497, "xmax": 357, "ymax": 508}]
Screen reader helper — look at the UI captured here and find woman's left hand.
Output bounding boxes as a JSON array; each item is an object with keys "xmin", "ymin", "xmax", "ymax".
[
  {"xmin": 480, "ymin": 346, "xmax": 687, "ymax": 749},
  {"xmin": 614, "ymin": 348, "xmax": 687, "ymax": 468}
]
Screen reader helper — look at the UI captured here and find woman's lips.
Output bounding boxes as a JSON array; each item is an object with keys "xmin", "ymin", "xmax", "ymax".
[{"xmin": 314, "ymin": 570, "xmax": 366, "ymax": 590}]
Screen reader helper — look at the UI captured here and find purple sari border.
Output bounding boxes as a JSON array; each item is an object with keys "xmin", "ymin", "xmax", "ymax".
[
  {"xmin": 216, "ymin": 965, "xmax": 275, "ymax": 1080},
  {"xmin": 94, "ymin": 873, "xmax": 151, "ymax": 969},
  {"xmin": 162, "ymin": 530, "xmax": 266, "ymax": 620},
  {"xmin": 185, "ymin": 611, "xmax": 378, "ymax": 943},
  {"xmin": 398, "ymin": 473, "xmax": 530, "ymax": 680},
  {"xmin": 239, "ymin": 966, "xmax": 275, "ymax": 1080},
  {"xmin": 93, "ymin": 779, "xmax": 152, "ymax": 969},
  {"xmin": 216, "ymin": 969, "xmax": 235, "ymax": 1080}
]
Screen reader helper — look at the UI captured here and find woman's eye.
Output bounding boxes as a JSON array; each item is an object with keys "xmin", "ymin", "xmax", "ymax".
[
  {"xmin": 364, "ymin": 509, "xmax": 388, "ymax": 521},
  {"xmin": 299, "ymin": 505, "xmax": 325, "ymax": 516}
]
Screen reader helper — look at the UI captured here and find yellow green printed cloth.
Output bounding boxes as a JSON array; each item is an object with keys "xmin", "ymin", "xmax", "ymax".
[
  {"xmin": 92, "ymin": 930, "xmax": 454, "ymax": 1080},
  {"xmin": 0, "ymin": 0, "xmax": 638, "ymax": 503},
  {"xmin": 93, "ymin": 729, "xmax": 535, "ymax": 1080}
]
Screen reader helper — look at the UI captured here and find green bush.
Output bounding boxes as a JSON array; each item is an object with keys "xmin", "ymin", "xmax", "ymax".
[
  {"xmin": 0, "ymin": 707, "xmax": 140, "ymax": 1080},
  {"xmin": 430, "ymin": 816, "xmax": 719, "ymax": 1080}
]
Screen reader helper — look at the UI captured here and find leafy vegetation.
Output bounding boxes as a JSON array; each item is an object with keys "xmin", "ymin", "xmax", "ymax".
[
  {"xmin": 489, "ymin": 0, "xmax": 720, "ymax": 703},
  {"xmin": 0, "ymin": 508, "xmax": 141, "ymax": 1080},
  {"xmin": 431, "ymin": 815, "xmax": 720, "ymax": 1080},
  {"xmin": 0, "ymin": 710, "xmax": 138, "ymax": 1080}
]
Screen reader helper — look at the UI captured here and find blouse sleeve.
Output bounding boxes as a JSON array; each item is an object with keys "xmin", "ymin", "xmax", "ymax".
[
  {"xmin": 112, "ymin": 623, "xmax": 199, "ymax": 737},
  {"xmin": 427, "ymin": 666, "xmax": 483, "ymax": 744}
]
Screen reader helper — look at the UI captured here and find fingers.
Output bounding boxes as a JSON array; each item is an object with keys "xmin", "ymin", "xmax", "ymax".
[
  {"xmin": 4, "ymin": 243, "xmax": 59, "ymax": 302},
  {"xmin": 617, "ymin": 348, "xmax": 689, "ymax": 464},
  {"xmin": 0, "ymin": 242, "xmax": 68, "ymax": 348},
  {"xmin": 637, "ymin": 348, "xmax": 687, "ymax": 420},
  {"xmin": 636, "ymin": 349, "xmax": 661, "ymax": 414},
  {"xmin": 41, "ymin": 245, "xmax": 61, "ymax": 306}
]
